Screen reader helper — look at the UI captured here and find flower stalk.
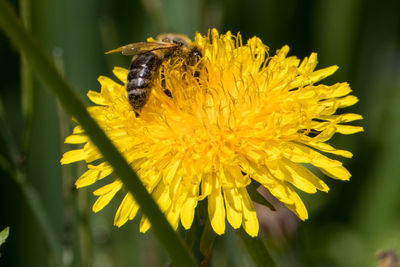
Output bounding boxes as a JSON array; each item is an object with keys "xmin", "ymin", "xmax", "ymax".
[
  {"xmin": 18, "ymin": 0, "xmax": 34, "ymax": 150},
  {"xmin": 237, "ymin": 228, "xmax": 277, "ymax": 267},
  {"xmin": 0, "ymin": 104, "xmax": 62, "ymax": 266}
]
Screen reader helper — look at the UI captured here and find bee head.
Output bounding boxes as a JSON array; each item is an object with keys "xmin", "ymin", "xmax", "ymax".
[
  {"xmin": 156, "ymin": 33, "xmax": 202, "ymax": 66},
  {"xmin": 157, "ymin": 33, "xmax": 192, "ymax": 53}
]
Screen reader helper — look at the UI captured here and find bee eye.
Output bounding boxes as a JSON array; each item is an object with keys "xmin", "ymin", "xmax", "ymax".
[{"xmin": 174, "ymin": 40, "xmax": 184, "ymax": 46}]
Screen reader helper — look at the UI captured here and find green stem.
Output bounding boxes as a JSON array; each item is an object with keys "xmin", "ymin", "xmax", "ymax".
[
  {"xmin": 0, "ymin": 168, "xmax": 62, "ymax": 266},
  {"xmin": 0, "ymin": 100, "xmax": 20, "ymax": 164},
  {"xmin": 237, "ymin": 228, "xmax": 277, "ymax": 267},
  {"xmin": 56, "ymin": 73, "xmax": 84, "ymax": 267},
  {"xmin": 0, "ymin": 97, "xmax": 62, "ymax": 267},
  {"xmin": 199, "ymin": 219, "xmax": 216, "ymax": 267},
  {"xmin": 14, "ymin": 170, "xmax": 63, "ymax": 267},
  {"xmin": 19, "ymin": 0, "xmax": 34, "ymax": 151},
  {"xmin": 77, "ymin": 190, "xmax": 93, "ymax": 267},
  {"xmin": 0, "ymin": 1, "xmax": 196, "ymax": 266}
]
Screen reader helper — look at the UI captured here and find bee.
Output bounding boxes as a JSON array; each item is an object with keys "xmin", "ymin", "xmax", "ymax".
[{"xmin": 106, "ymin": 33, "xmax": 202, "ymax": 113}]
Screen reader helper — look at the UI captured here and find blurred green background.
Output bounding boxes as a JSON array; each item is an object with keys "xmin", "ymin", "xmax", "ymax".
[{"xmin": 0, "ymin": 0, "xmax": 399, "ymax": 266}]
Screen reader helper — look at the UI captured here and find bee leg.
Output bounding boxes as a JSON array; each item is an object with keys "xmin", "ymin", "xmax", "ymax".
[
  {"xmin": 161, "ymin": 65, "xmax": 173, "ymax": 98},
  {"xmin": 188, "ymin": 47, "xmax": 203, "ymax": 81},
  {"xmin": 163, "ymin": 88, "xmax": 172, "ymax": 98}
]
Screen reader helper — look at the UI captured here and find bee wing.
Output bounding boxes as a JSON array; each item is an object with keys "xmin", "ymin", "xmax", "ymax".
[{"xmin": 105, "ymin": 42, "xmax": 178, "ymax": 56}]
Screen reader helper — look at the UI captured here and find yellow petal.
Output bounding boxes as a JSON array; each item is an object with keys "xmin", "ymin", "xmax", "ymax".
[
  {"xmin": 310, "ymin": 127, "xmax": 336, "ymax": 142},
  {"xmin": 199, "ymin": 172, "xmax": 213, "ymax": 200},
  {"xmin": 309, "ymin": 65, "xmax": 338, "ymax": 83},
  {"xmin": 290, "ymin": 65, "xmax": 338, "ymax": 89},
  {"xmin": 276, "ymin": 45, "xmax": 290, "ymax": 58},
  {"xmin": 336, "ymin": 113, "xmax": 363, "ymax": 123},
  {"xmin": 139, "ymin": 216, "xmax": 151, "ymax": 233},
  {"xmin": 305, "ymin": 141, "xmax": 353, "ymax": 158},
  {"xmin": 336, "ymin": 125, "xmax": 364, "ymax": 135},
  {"xmin": 87, "ymin": 90, "xmax": 107, "ymax": 105},
  {"xmin": 256, "ymin": 173, "xmax": 294, "ymax": 205},
  {"xmin": 166, "ymin": 206, "xmax": 181, "ymax": 230},
  {"xmin": 93, "ymin": 180, "xmax": 122, "ymax": 195},
  {"xmin": 320, "ymin": 164, "xmax": 351, "ymax": 181},
  {"xmin": 281, "ymin": 159, "xmax": 329, "ymax": 193},
  {"xmin": 98, "ymin": 75, "xmax": 120, "ymax": 90},
  {"xmin": 338, "ymin": 95, "xmax": 359, "ymax": 108},
  {"xmin": 208, "ymin": 189, "xmax": 225, "ymax": 235},
  {"xmin": 283, "ymin": 143, "xmax": 343, "ymax": 168},
  {"xmin": 223, "ymin": 187, "xmax": 242, "ymax": 229},
  {"xmin": 60, "ymin": 149, "xmax": 87, "ymax": 164},
  {"xmin": 238, "ymin": 188, "xmax": 259, "ymax": 237},
  {"xmin": 72, "ymin": 125, "xmax": 84, "ymax": 134},
  {"xmin": 163, "ymin": 159, "xmax": 181, "ymax": 184},
  {"xmin": 64, "ymin": 134, "xmax": 88, "ymax": 144},
  {"xmin": 180, "ymin": 185, "xmax": 199, "ymax": 229},
  {"xmin": 114, "ymin": 193, "xmax": 139, "ymax": 227},
  {"xmin": 152, "ymin": 183, "xmax": 172, "ymax": 212},
  {"xmin": 330, "ymin": 82, "xmax": 352, "ymax": 98},
  {"xmin": 113, "ymin": 67, "xmax": 128, "ymax": 83},
  {"xmin": 82, "ymin": 143, "xmax": 102, "ymax": 163},
  {"xmin": 180, "ymin": 196, "xmax": 198, "ymax": 229},
  {"xmin": 92, "ymin": 181, "xmax": 122, "ymax": 212},
  {"xmin": 285, "ymin": 187, "xmax": 308, "ymax": 220},
  {"xmin": 75, "ymin": 163, "xmax": 113, "ymax": 188}
]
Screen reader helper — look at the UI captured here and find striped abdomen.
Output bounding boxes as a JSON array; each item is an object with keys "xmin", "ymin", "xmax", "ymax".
[{"xmin": 127, "ymin": 52, "xmax": 162, "ymax": 111}]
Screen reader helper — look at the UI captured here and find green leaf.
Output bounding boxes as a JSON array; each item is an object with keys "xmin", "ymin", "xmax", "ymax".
[
  {"xmin": 247, "ymin": 181, "xmax": 275, "ymax": 211},
  {"xmin": 0, "ymin": 227, "xmax": 9, "ymax": 248}
]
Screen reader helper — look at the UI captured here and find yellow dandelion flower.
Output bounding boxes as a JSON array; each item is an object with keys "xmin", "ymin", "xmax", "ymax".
[{"xmin": 61, "ymin": 29, "xmax": 363, "ymax": 237}]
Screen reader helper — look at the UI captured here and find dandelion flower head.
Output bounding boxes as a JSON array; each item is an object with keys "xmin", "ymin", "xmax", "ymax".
[{"xmin": 61, "ymin": 29, "xmax": 363, "ymax": 237}]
